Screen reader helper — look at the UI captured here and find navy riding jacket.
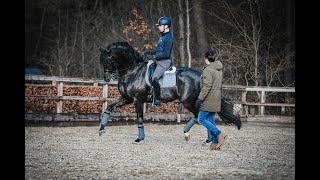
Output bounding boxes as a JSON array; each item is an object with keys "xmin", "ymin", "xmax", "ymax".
[{"xmin": 150, "ymin": 32, "xmax": 174, "ymax": 61}]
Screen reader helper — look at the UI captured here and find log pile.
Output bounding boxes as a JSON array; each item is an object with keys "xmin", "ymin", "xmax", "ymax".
[{"xmin": 25, "ymin": 84, "xmax": 190, "ymax": 114}]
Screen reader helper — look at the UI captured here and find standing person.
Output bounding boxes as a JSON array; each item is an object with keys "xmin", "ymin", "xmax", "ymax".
[
  {"xmin": 144, "ymin": 16, "xmax": 174, "ymax": 106},
  {"xmin": 194, "ymin": 49, "xmax": 227, "ymax": 150}
]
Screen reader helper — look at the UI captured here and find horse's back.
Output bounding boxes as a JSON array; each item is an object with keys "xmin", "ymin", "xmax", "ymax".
[
  {"xmin": 176, "ymin": 66, "xmax": 201, "ymax": 74},
  {"xmin": 174, "ymin": 66, "xmax": 201, "ymax": 101},
  {"xmin": 176, "ymin": 67, "xmax": 201, "ymax": 83}
]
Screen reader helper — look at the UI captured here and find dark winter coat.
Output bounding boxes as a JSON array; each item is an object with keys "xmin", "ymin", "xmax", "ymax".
[
  {"xmin": 198, "ymin": 60, "xmax": 223, "ymax": 112},
  {"xmin": 148, "ymin": 32, "xmax": 174, "ymax": 61}
]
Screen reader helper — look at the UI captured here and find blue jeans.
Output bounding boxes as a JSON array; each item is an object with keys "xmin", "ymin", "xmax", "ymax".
[{"xmin": 197, "ymin": 110, "xmax": 221, "ymax": 143}]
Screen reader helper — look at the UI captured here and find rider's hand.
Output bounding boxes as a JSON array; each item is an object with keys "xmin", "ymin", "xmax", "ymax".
[
  {"xmin": 146, "ymin": 53, "xmax": 155, "ymax": 60},
  {"xmin": 195, "ymin": 99, "xmax": 203, "ymax": 108},
  {"xmin": 144, "ymin": 51, "xmax": 149, "ymax": 55}
]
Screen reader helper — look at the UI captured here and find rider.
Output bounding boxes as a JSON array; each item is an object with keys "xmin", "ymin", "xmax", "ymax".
[{"xmin": 144, "ymin": 16, "xmax": 174, "ymax": 106}]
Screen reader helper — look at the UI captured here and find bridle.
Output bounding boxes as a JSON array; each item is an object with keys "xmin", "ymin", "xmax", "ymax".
[
  {"xmin": 104, "ymin": 61, "xmax": 145, "ymax": 80},
  {"xmin": 102, "ymin": 42, "xmax": 146, "ymax": 80}
]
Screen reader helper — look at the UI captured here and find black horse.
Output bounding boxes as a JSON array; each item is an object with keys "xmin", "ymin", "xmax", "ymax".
[{"xmin": 99, "ymin": 42, "xmax": 241, "ymax": 143}]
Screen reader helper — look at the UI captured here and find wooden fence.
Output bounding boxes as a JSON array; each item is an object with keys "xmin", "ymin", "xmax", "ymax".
[
  {"xmin": 25, "ymin": 75, "xmax": 295, "ymax": 123},
  {"xmin": 222, "ymin": 85, "xmax": 295, "ymax": 116}
]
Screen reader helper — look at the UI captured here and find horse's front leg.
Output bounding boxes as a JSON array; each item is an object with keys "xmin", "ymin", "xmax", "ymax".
[
  {"xmin": 133, "ymin": 98, "xmax": 145, "ymax": 143},
  {"xmin": 99, "ymin": 97, "xmax": 131, "ymax": 136}
]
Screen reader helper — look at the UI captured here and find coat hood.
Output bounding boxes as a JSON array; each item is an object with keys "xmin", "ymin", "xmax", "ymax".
[{"xmin": 203, "ymin": 60, "xmax": 223, "ymax": 71}]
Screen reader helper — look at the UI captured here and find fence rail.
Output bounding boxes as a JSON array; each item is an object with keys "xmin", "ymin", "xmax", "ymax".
[{"xmin": 25, "ymin": 75, "xmax": 295, "ymax": 122}]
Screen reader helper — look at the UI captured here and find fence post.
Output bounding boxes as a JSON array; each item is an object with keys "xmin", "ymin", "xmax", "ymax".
[
  {"xmin": 102, "ymin": 83, "xmax": 108, "ymax": 112},
  {"xmin": 143, "ymin": 103, "xmax": 146, "ymax": 114},
  {"xmin": 57, "ymin": 82, "xmax": 63, "ymax": 113},
  {"xmin": 241, "ymin": 90, "xmax": 248, "ymax": 117},
  {"xmin": 260, "ymin": 91, "xmax": 265, "ymax": 115},
  {"xmin": 177, "ymin": 102, "xmax": 182, "ymax": 123},
  {"xmin": 281, "ymin": 106, "xmax": 286, "ymax": 115}
]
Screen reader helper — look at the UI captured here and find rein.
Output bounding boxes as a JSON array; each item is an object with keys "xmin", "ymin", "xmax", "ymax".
[
  {"xmin": 116, "ymin": 62, "xmax": 145, "ymax": 79},
  {"xmin": 103, "ymin": 42, "xmax": 147, "ymax": 79},
  {"xmin": 104, "ymin": 62, "xmax": 137, "ymax": 73},
  {"xmin": 103, "ymin": 58, "xmax": 146, "ymax": 79}
]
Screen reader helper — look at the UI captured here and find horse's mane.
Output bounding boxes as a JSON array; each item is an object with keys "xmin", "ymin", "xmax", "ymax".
[{"xmin": 107, "ymin": 42, "xmax": 145, "ymax": 64}]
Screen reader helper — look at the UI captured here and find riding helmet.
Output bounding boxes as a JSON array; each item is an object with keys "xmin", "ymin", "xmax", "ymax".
[{"xmin": 156, "ymin": 17, "xmax": 171, "ymax": 27}]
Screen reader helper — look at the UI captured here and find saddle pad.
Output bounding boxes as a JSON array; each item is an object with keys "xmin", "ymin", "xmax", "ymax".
[
  {"xmin": 145, "ymin": 60, "xmax": 176, "ymax": 88},
  {"xmin": 159, "ymin": 73, "xmax": 176, "ymax": 87}
]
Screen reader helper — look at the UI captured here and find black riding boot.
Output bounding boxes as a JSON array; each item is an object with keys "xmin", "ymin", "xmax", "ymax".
[
  {"xmin": 152, "ymin": 77, "xmax": 161, "ymax": 106},
  {"xmin": 146, "ymin": 87, "xmax": 153, "ymax": 102},
  {"xmin": 146, "ymin": 64, "xmax": 156, "ymax": 102}
]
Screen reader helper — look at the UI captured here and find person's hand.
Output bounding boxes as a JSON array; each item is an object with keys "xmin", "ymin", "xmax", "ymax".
[
  {"xmin": 146, "ymin": 53, "xmax": 155, "ymax": 60},
  {"xmin": 195, "ymin": 99, "xmax": 203, "ymax": 108}
]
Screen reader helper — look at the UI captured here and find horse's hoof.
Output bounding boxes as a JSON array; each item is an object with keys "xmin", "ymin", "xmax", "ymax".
[
  {"xmin": 184, "ymin": 133, "xmax": 190, "ymax": 141},
  {"xmin": 99, "ymin": 129, "xmax": 106, "ymax": 136},
  {"xmin": 132, "ymin": 139, "xmax": 143, "ymax": 144}
]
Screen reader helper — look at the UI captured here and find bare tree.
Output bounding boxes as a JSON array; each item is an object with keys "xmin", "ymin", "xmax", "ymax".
[
  {"xmin": 26, "ymin": 0, "xmax": 294, "ymax": 86},
  {"xmin": 202, "ymin": 0, "xmax": 292, "ymax": 88},
  {"xmin": 186, "ymin": 0, "xmax": 192, "ymax": 67},
  {"xmin": 191, "ymin": 0, "xmax": 208, "ymax": 59},
  {"xmin": 32, "ymin": 0, "xmax": 49, "ymax": 58},
  {"xmin": 284, "ymin": 0, "xmax": 295, "ymax": 87},
  {"xmin": 177, "ymin": 0, "xmax": 186, "ymax": 66}
]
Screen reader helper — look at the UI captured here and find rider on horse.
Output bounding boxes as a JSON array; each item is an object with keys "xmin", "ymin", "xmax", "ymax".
[{"xmin": 144, "ymin": 16, "xmax": 174, "ymax": 106}]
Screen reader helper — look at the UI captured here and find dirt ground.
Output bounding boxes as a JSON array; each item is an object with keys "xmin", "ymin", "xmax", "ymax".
[{"xmin": 25, "ymin": 122, "xmax": 295, "ymax": 179}]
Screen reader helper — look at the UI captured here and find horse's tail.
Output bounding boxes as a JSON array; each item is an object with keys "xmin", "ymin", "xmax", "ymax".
[{"xmin": 217, "ymin": 97, "xmax": 242, "ymax": 130}]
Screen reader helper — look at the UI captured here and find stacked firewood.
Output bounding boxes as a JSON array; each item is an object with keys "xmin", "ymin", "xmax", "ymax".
[
  {"xmin": 25, "ymin": 84, "xmax": 57, "ymax": 113},
  {"xmin": 25, "ymin": 84, "xmax": 190, "ymax": 114}
]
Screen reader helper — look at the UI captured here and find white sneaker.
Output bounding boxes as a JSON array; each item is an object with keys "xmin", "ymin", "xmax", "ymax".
[{"xmin": 202, "ymin": 139, "xmax": 212, "ymax": 145}]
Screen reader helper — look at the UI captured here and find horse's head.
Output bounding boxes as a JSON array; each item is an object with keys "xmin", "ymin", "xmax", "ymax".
[
  {"xmin": 99, "ymin": 46, "xmax": 115, "ymax": 82},
  {"xmin": 100, "ymin": 42, "xmax": 143, "ymax": 82}
]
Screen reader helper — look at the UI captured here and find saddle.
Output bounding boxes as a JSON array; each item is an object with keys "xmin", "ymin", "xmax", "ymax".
[{"xmin": 145, "ymin": 60, "xmax": 177, "ymax": 88}]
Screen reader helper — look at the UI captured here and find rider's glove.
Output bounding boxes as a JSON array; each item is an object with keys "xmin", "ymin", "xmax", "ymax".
[
  {"xmin": 146, "ymin": 53, "xmax": 155, "ymax": 60},
  {"xmin": 144, "ymin": 51, "xmax": 151, "ymax": 56},
  {"xmin": 195, "ymin": 99, "xmax": 203, "ymax": 108}
]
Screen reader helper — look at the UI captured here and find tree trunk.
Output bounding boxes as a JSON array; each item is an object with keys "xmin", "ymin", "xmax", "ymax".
[
  {"xmin": 285, "ymin": 0, "xmax": 295, "ymax": 86},
  {"xmin": 33, "ymin": 0, "xmax": 48, "ymax": 57},
  {"xmin": 192, "ymin": 0, "xmax": 208, "ymax": 60},
  {"xmin": 186, "ymin": 0, "xmax": 192, "ymax": 68},
  {"xmin": 81, "ymin": 11, "xmax": 85, "ymax": 78},
  {"xmin": 178, "ymin": 0, "xmax": 186, "ymax": 67}
]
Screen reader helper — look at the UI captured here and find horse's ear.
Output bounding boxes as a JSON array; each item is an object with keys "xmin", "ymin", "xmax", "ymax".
[{"xmin": 99, "ymin": 47, "xmax": 104, "ymax": 52}]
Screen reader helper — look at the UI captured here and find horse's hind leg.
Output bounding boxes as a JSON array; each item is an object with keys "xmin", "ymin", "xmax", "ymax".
[
  {"xmin": 99, "ymin": 97, "xmax": 130, "ymax": 136},
  {"xmin": 133, "ymin": 99, "xmax": 145, "ymax": 143}
]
